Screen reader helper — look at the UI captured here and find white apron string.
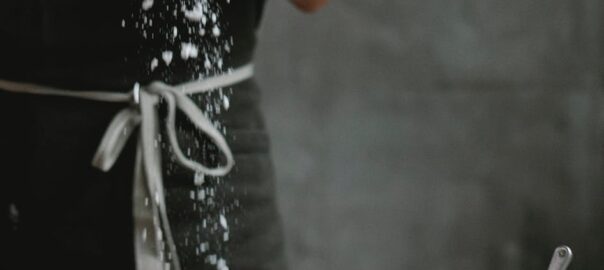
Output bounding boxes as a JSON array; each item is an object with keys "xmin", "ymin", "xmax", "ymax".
[{"xmin": 0, "ymin": 64, "xmax": 254, "ymax": 270}]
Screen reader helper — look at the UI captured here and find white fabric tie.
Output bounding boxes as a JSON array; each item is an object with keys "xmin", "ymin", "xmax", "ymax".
[{"xmin": 0, "ymin": 64, "xmax": 254, "ymax": 270}]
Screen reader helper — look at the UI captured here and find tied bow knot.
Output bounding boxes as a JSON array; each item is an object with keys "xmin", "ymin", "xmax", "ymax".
[{"xmin": 91, "ymin": 80, "xmax": 235, "ymax": 177}]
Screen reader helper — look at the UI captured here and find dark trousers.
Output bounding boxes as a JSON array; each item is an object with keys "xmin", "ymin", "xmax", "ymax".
[{"xmin": 0, "ymin": 79, "xmax": 287, "ymax": 270}]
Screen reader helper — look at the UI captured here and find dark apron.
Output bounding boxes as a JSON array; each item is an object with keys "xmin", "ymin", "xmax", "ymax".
[
  {"xmin": 0, "ymin": 1, "xmax": 285, "ymax": 269},
  {"xmin": 0, "ymin": 78, "xmax": 287, "ymax": 270}
]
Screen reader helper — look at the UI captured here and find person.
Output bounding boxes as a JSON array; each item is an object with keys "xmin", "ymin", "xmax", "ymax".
[
  {"xmin": 292, "ymin": 0, "xmax": 328, "ymax": 12},
  {"xmin": 0, "ymin": 0, "xmax": 327, "ymax": 269}
]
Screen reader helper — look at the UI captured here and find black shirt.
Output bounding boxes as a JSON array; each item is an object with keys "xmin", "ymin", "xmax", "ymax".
[{"xmin": 0, "ymin": 0, "xmax": 266, "ymax": 91}]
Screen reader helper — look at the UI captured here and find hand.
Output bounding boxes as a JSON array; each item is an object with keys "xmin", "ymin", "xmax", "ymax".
[{"xmin": 291, "ymin": 0, "xmax": 328, "ymax": 13}]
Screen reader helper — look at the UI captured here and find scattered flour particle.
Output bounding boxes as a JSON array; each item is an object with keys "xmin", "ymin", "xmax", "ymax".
[
  {"xmin": 211, "ymin": 13, "xmax": 217, "ymax": 23},
  {"xmin": 150, "ymin": 58, "xmax": 158, "ymax": 71},
  {"xmin": 212, "ymin": 25, "xmax": 221, "ymax": 37},
  {"xmin": 183, "ymin": 3, "xmax": 204, "ymax": 22},
  {"xmin": 223, "ymin": 96, "xmax": 230, "ymax": 110},
  {"xmin": 204, "ymin": 57, "xmax": 212, "ymax": 69},
  {"xmin": 219, "ymin": 214, "xmax": 228, "ymax": 230},
  {"xmin": 173, "ymin": 26, "xmax": 178, "ymax": 38},
  {"xmin": 194, "ymin": 171, "xmax": 205, "ymax": 186},
  {"xmin": 8, "ymin": 203, "xmax": 19, "ymax": 223},
  {"xmin": 181, "ymin": 43, "xmax": 199, "ymax": 60},
  {"xmin": 208, "ymin": 254, "xmax": 217, "ymax": 265},
  {"xmin": 162, "ymin": 51, "xmax": 173, "ymax": 65},
  {"xmin": 121, "ymin": 19, "xmax": 126, "ymax": 27},
  {"xmin": 142, "ymin": 0, "xmax": 154, "ymax": 10},
  {"xmin": 200, "ymin": 242, "xmax": 209, "ymax": 252},
  {"xmin": 217, "ymin": 258, "xmax": 229, "ymax": 270},
  {"xmin": 199, "ymin": 28, "xmax": 206, "ymax": 36},
  {"xmin": 198, "ymin": 190, "xmax": 206, "ymax": 201}
]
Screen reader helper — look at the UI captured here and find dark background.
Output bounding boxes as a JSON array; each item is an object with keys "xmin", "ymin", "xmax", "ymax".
[{"xmin": 255, "ymin": 0, "xmax": 604, "ymax": 269}]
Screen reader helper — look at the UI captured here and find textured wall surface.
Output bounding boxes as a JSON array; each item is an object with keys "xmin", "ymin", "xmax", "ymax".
[{"xmin": 255, "ymin": 1, "xmax": 604, "ymax": 269}]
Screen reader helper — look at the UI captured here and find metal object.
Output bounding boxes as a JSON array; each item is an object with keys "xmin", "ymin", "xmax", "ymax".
[{"xmin": 547, "ymin": 246, "xmax": 573, "ymax": 270}]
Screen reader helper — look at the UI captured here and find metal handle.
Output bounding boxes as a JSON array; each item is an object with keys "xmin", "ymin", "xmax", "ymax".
[{"xmin": 547, "ymin": 246, "xmax": 573, "ymax": 270}]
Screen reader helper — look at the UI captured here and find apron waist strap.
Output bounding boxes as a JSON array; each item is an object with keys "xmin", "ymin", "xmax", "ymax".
[{"xmin": 0, "ymin": 63, "xmax": 254, "ymax": 270}]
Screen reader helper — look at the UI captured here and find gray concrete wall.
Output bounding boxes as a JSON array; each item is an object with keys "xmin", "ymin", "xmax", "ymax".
[{"xmin": 255, "ymin": 0, "xmax": 604, "ymax": 269}]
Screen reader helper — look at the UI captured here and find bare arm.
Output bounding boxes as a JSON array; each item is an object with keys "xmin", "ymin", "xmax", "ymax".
[{"xmin": 291, "ymin": 0, "xmax": 328, "ymax": 13}]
